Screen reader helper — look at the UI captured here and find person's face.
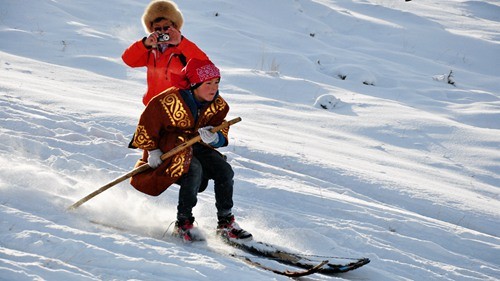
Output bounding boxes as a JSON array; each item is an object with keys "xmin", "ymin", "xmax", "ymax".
[
  {"xmin": 193, "ymin": 78, "xmax": 220, "ymax": 102},
  {"xmin": 152, "ymin": 19, "xmax": 173, "ymax": 33}
]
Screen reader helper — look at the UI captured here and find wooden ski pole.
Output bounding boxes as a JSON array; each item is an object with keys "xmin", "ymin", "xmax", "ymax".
[{"xmin": 67, "ymin": 117, "xmax": 242, "ymax": 211}]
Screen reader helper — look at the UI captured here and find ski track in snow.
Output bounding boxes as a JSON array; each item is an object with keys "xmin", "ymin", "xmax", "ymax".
[{"xmin": 1, "ymin": 0, "xmax": 499, "ymax": 280}]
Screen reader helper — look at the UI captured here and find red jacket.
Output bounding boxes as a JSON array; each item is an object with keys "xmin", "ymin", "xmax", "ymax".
[{"xmin": 122, "ymin": 37, "xmax": 209, "ymax": 106}]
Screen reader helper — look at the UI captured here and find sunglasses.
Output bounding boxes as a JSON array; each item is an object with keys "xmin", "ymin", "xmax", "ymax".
[{"xmin": 154, "ymin": 26, "xmax": 170, "ymax": 32}]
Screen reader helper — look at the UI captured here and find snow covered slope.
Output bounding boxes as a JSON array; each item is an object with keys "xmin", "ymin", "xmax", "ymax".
[{"xmin": 1, "ymin": 0, "xmax": 499, "ymax": 280}]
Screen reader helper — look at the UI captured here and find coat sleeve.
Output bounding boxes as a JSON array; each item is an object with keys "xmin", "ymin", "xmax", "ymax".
[
  {"xmin": 122, "ymin": 39, "xmax": 150, "ymax": 67},
  {"xmin": 198, "ymin": 96, "xmax": 230, "ymax": 147},
  {"xmin": 129, "ymin": 98, "xmax": 165, "ymax": 150},
  {"xmin": 176, "ymin": 36, "xmax": 209, "ymax": 61}
]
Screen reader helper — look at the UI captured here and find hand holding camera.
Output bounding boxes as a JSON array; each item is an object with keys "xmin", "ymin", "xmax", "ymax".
[{"xmin": 143, "ymin": 26, "xmax": 181, "ymax": 48}]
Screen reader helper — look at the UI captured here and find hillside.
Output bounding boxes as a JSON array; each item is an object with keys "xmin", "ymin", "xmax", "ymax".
[{"xmin": 1, "ymin": 0, "xmax": 499, "ymax": 280}]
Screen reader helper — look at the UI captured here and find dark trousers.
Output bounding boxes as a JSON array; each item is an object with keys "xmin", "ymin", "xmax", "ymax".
[{"xmin": 176, "ymin": 144, "xmax": 234, "ymax": 221}]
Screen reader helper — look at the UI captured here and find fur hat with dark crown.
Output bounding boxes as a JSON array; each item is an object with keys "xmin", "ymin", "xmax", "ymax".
[{"xmin": 142, "ymin": 0, "xmax": 184, "ymax": 33}]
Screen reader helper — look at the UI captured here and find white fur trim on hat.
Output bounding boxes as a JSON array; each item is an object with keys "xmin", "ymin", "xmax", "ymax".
[{"xmin": 142, "ymin": 0, "xmax": 184, "ymax": 33}]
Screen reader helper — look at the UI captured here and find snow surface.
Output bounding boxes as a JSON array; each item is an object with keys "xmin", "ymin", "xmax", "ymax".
[{"xmin": 1, "ymin": 0, "xmax": 499, "ymax": 280}]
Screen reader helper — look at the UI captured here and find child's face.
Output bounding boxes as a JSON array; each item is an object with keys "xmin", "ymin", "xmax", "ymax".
[{"xmin": 193, "ymin": 78, "xmax": 220, "ymax": 102}]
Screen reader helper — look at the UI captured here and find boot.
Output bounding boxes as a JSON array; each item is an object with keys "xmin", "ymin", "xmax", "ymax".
[
  {"xmin": 217, "ymin": 214, "xmax": 253, "ymax": 241},
  {"xmin": 172, "ymin": 217, "xmax": 204, "ymax": 242}
]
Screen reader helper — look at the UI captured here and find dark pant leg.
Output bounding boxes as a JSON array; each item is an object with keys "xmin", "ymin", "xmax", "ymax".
[
  {"xmin": 176, "ymin": 156, "xmax": 203, "ymax": 220},
  {"xmin": 194, "ymin": 146, "xmax": 234, "ymax": 218}
]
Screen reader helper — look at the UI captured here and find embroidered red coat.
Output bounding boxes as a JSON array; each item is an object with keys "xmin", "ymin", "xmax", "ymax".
[
  {"xmin": 129, "ymin": 87, "xmax": 230, "ymax": 196},
  {"xmin": 122, "ymin": 37, "xmax": 209, "ymax": 106}
]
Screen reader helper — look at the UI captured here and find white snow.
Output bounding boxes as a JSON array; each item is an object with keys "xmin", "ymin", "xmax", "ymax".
[{"xmin": 1, "ymin": 0, "xmax": 499, "ymax": 280}]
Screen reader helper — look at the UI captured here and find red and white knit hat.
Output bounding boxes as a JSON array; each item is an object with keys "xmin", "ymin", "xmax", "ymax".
[{"xmin": 183, "ymin": 59, "xmax": 220, "ymax": 87}]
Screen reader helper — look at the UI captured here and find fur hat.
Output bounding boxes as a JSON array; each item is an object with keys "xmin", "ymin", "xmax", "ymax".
[
  {"xmin": 142, "ymin": 0, "xmax": 184, "ymax": 33},
  {"xmin": 184, "ymin": 59, "xmax": 221, "ymax": 86}
]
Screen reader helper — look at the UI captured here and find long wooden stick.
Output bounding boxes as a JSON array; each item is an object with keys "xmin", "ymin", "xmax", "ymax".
[{"xmin": 67, "ymin": 117, "xmax": 242, "ymax": 211}]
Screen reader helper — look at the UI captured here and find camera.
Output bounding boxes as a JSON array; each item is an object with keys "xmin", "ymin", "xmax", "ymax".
[{"xmin": 157, "ymin": 33, "xmax": 170, "ymax": 42}]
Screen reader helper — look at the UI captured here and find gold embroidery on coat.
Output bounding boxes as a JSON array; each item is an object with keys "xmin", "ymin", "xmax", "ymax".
[
  {"xmin": 166, "ymin": 153, "xmax": 186, "ymax": 177},
  {"xmin": 133, "ymin": 125, "xmax": 155, "ymax": 149},
  {"xmin": 160, "ymin": 94, "xmax": 191, "ymax": 128},
  {"xmin": 200, "ymin": 97, "xmax": 227, "ymax": 124},
  {"xmin": 220, "ymin": 126, "xmax": 229, "ymax": 140}
]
